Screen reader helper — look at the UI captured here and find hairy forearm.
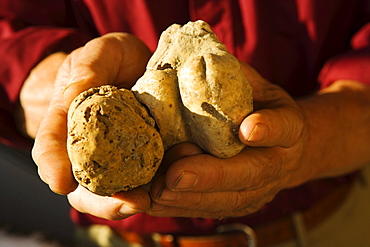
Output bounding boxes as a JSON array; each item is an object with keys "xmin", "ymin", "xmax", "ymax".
[{"xmin": 298, "ymin": 80, "xmax": 370, "ymax": 180}]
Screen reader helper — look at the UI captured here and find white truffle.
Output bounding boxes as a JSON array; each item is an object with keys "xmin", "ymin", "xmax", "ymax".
[
  {"xmin": 132, "ymin": 20, "xmax": 253, "ymax": 158},
  {"xmin": 67, "ymin": 85, "xmax": 163, "ymax": 196},
  {"xmin": 67, "ymin": 21, "xmax": 254, "ymax": 196}
]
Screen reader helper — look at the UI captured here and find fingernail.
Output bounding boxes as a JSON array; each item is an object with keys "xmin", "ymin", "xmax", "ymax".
[
  {"xmin": 174, "ymin": 171, "xmax": 198, "ymax": 190},
  {"xmin": 247, "ymin": 124, "xmax": 268, "ymax": 142},
  {"xmin": 156, "ymin": 186, "xmax": 180, "ymax": 201}
]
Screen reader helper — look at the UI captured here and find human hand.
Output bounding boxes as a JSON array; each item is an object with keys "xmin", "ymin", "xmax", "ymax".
[
  {"xmin": 15, "ymin": 52, "xmax": 67, "ymax": 139},
  {"xmin": 148, "ymin": 63, "xmax": 310, "ymax": 218},
  {"xmin": 32, "ymin": 33, "xmax": 153, "ymax": 220}
]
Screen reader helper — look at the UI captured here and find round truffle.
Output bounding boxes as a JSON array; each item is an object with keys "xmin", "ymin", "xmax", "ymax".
[{"xmin": 67, "ymin": 85, "xmax": 164, "ymax": 196}]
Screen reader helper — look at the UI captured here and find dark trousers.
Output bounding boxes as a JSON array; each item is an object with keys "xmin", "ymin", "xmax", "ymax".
[{"xmin": 0, "ymin": 143, "xmax": 75, "ymax": 244}]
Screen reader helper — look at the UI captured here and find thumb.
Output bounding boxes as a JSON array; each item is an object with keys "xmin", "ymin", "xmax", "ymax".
[
  {"xmin": 239, "ymin": 107, "xmax": 304, "ymax": 148},
  {"xmin": 62, "ymin": 33, "xmax": 151, "ymax": 107},
  {"xmin": 238, "ymin": 63, "xmax": 305, "ymax": 148}
]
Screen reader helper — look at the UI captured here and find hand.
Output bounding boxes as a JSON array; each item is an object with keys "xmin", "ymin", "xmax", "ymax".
[
  {"xmin": 148, "ymin": 63, "xmax": 310, "ymax": 218},
  {"xmin": 32, "ymin": 32, "xmax": 153, "ymax": 220},
  {"xmin": 15, "ymin": 52, "xmax": 67, "ymax": 139}
]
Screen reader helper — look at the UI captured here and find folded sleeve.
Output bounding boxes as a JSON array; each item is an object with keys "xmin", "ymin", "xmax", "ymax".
[
  {"xmin": 0, "ymin": 1, "xmax": 93, "ymax": 148},
  {"xmin": 319, "ymin": 23, "xmax": 370, "ymax": 88}
]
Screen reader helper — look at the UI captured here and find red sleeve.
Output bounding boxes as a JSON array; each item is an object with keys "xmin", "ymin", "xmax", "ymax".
[
  {"xmin": 319, "ymin": 23, "xmax": 370, "ymax": 88},
  {"xmin": 0, "ymin": 0, "xmax": 93, "ymax": 148}
]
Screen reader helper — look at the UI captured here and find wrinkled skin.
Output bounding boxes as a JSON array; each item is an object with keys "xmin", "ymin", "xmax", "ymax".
[
  {"xmin": 31, "ymin": 32, "xmax": 370, "ymax": 220},
  {"xmin": 32, "ymin": 33, "xmax": 154, "ymax": 218},
  {"xmin": 148, "ymin": 63, "xmax": 307, "ymax": 218}
]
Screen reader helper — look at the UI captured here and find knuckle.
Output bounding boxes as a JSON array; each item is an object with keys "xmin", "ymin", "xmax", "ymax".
[
  {"xmin": 47, "ymin": 174, "xmax": 75, "ymax": 195},
  {"xmin": 226, "ymin": 191, "xmax": 250, "ymax": 212},
  {"xmin": 249, "ymin": 150, "xmax": 283, "ymax": 189},
  {"xmin": 190, "ymin": 193, "xmax": 209, "ymax": 209},
  {"xmin": 48, "ymin": 184, "xmax": 68, "ymax": 195},
  {"xmin": 212, "ymin": 164, "xmax": 229, "ymax": 191}
]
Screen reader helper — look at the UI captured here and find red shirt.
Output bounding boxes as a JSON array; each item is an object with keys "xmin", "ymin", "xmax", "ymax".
[{"xmin": 1, "ymin": 0, "xmax": 370, "ymax": 235}]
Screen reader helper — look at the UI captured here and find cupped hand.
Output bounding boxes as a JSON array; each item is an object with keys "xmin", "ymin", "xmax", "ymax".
[
  {"xmin": 149, "ymin": 63, "xmax": 311, "ymax": 219},
  {"xmin": 32, "ymin": 33, "xmax": 152, "ymax": 220}
]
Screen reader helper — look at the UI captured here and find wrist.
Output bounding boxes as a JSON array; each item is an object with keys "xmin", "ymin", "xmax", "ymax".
[{"xmin": 297, "ymin": 80, "xmax": 370, "ymax": 179}]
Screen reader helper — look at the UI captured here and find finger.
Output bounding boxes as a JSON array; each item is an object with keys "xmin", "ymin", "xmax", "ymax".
[
  {"xmin": 68, "ymin": 185, "xmax": 151, "ymax": 220},
  {"xmin": 238, "ymin": 62, "xmax": 305, "ymax": 148},
  {"xmin": 32, "ymin": 102, "xmax": 77, "ymax": 195},
  {"xmin": 149, "ymin": 188, "xmax": 272, "ymax": 219},
  {"xmin": 158, "ymin": 142, "xmax": 204, "ymax": 174},
  {"xmin": 239, "ymin": 106, "xmax": 304, "ymax": 148},
  {"xmin": 149, "ymin": 201, "xmax": 249, "ymax": 219},
  {"xmin": 158, "ymin": 148, "xmax": 284, "ymax": 193},
  {"xmin": 32, "ymin": 64, "xmax": 76, "ymax": 195},
  {"xmin": 63, "ymin": 33, "xmax": 151, "ymax": 106},
  {"xmin": 150, "ymin": 203, "xmax": 226, "ymax": 218},
  {"xmin": 151, "ymin": 175, "xmax": 263, "ymax": 213}
]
